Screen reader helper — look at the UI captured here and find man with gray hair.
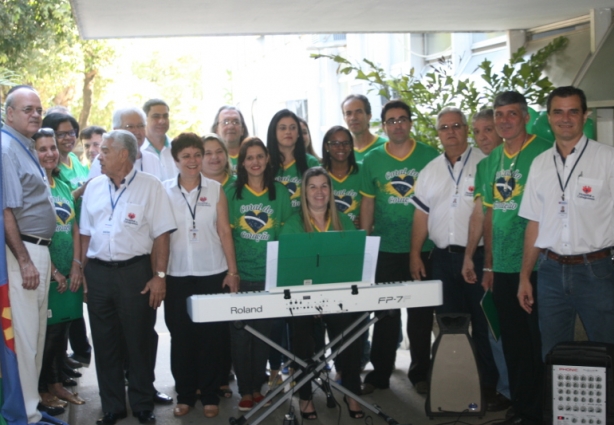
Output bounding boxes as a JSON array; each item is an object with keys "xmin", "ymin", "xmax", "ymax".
[
  {"xmin": 2, "ymin": 86, "xmax": 56, "ymax": 424},
  {"xmin": 211, "ymin": 106, "xmax": 249, "ymax": 171},
  {"xmin": 80, "ymin": 130, "xmax": 176, "ymax": 425},
  {"xmin": 409, "ymin": 107, "xmax": 503, "ymax": 410},
  {"xmin": 88, "ymin": 107, "xmax": 161, "ymax": 179}
]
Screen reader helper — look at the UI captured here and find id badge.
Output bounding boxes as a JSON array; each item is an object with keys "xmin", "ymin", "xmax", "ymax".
[
  {"xmin": 189, "ymin": 227, "xmax": 199, "ymax": 243},
  {"xmin": 103, "ymin": 222, "xmax": 112, "ymax": 235},
  {"xmin": 451, "ymin": 194, "xmax": 460, "ymax": 208},
  {"xmin": 558, "ymin": 200, "xmax": 568, "ymax": 219}
]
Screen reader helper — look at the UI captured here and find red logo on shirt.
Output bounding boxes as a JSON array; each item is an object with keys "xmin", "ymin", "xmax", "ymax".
[
  {"xmin": 128, "ymin": 213, "xmax": 136, "ymax": 219},
  {"xmin": 200, "ymin": 197, "xmax": 207, "ymax": 202},
  {"xmin": 582, "ymin": 186, "xmax": 592, "ymax": 194},
  {"xmin": 468, "ymin": 186, "xmax": 474, "ymax": 192}
]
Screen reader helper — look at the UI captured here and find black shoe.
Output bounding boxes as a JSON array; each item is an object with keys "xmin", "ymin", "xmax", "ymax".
[
  {"xmin": 38, "ymin": 403, "xmax": 65, "ymax": 416},
  {"xmin": 153, "ymin": 391, "xmax": 172, "ymax": 404},
  {"xmin": 133, "ymin": 410, "xmax": 155, "ymax": 424},
  {"xmin": 64, "ymin": 356, "xmax": 83, "ymax": 369},
  {"xmin": 95, "ymin": 411, "xmax": 127, "ymax": 425},
  {"xmin": 484, "ymin": 389, "xmax": 512, "ymax": 412},
  {"xmin": 69, "ymin": 353, "xmax": 91, "ymax": 366},
  {"xmin": 62, "ymin": 366, "xmax": 82, "ymax": 378},
  {"xmin": 62, "ymin": 377, "xmax": 77, "ymax": 387}
]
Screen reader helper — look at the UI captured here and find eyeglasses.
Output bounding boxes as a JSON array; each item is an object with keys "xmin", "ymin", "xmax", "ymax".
[
  {"xmin": 16, "ymin": 106, "xmax": 43, "ymax": 116},
  {"xmin": 328, "ymin": 140, "xmax": 351, "ymax": 148},
  {"xmin": 222, "ymin": 119, "xmax": 241, "ymax": 126},
  {"xmin": 437, "ymin": 123, "xmax": 466, "ymax": 132},
  {"xmin": 55, "ymin": 130, "xmax": 77, "ymax": 139},
  {"xmin": 384, "ymin": 116, "xmax": 410, "ymax": 126},
  {"xmin": 123, "ymin": 124, "xmax": 146, "ymax": 130}
]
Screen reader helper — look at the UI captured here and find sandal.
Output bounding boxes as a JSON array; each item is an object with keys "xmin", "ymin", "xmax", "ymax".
[{"xmin": 216, "ymin": 386, "xmax": 233, "ymax": 398}]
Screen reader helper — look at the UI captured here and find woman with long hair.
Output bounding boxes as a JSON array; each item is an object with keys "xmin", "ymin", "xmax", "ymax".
[
  {"xmin": 226, "ymin": 137, "xmax": 292, "ymax": 411},
  {"xmin": 281, "ymin": 167, "xmax": 364, "ymax": 420},
  {"xmin": 298, "ymin": 117, "xmax": 320, "ymax": 162},
  {"xmin": 266, "ymin": 110, "xmax": 319, "ymax": 211}
]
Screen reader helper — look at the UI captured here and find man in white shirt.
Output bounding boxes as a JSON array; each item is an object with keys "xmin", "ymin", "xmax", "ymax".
[
  {"xmin": 518, "ymin": 86, "xmax": 614, "ymax": 359},
  {"xmin": 410, "ymin": 107, "xmax": 501, "ymax": 410},
  {"xmin": 88, "ymin": 107, "xmax": 162, "ymax": 180},
  {"xmin": 80, "ymin": 130, "xmax": 176, "ymax": 425},
  {"xmin": 142, "ymin": 99, "xmax": 177, "ymax": 181}
]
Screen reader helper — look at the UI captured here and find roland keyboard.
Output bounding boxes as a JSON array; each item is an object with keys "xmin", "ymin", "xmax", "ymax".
[{"xmin": 188, "ymin": 280, "xmax": 442, "ymax": 323}]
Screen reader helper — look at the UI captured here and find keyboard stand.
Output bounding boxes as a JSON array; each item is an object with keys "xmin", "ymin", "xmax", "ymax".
[{"xmin": 228, "ymin": 310, "xmax": 409, "ymax": 425}]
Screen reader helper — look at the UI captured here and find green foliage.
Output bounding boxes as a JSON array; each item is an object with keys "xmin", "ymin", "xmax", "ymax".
[{"xmin": 312, "ymin": 36, "xmax": 568, "ymax": 150}]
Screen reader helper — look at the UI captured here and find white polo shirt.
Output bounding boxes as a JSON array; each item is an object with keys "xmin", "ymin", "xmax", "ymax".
[
  {"xmin": 162, "ymin": 174, "xmax": 228, "ymax": 276},
  {"xmin": 80, "ymin": 168, "xmax": 177, "ymax": 261},
  {"xmin": 411, "ymin": 146, "xmax": 485, "ymax": 249},
  {"xmin": 519, "ymin": 136, "xmax": 614, "ymax": 255},
  {"xmin": 88, "ymin": 150, "xmax": 163, "ymax": 180},
  {"xmin": 142, "ymin": 137, "xmax": 178, "ymax": 181}
]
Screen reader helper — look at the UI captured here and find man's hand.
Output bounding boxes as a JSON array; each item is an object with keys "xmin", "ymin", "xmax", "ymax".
[
  {"xmin": 481, "ymin": 271, "xmax": 494, "ymax": 291},
  {"xmin": 517, "ymin": 278, "xmax": 534, "ymax": 314},
  {"xmin": 20, "ymin": 260, "xmax": 40, "ymax": 290},
  {"xmin": 409, "ymin": 253, "xmax": 426, "ymax": 281},
  {"xmin": 462, "ymin": 256, "xmax": 476, "ymax": 284},
  {"xmin": 141, "ymin": 276, "xmax": 166, "ymax": 309}
]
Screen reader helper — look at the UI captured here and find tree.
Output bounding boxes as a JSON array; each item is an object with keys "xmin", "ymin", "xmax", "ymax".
[{"xmin": 313, "ymin": 36, "xmax": 568, "ymax": 150}]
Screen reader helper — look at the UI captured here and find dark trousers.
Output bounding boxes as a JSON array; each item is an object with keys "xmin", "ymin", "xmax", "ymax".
[
  {"xmin": 364, "ymin": 251, "xmax": 434, "ymax": 388},
  {"xmin": 432, "ymin": 247, "xmax": 498, "ymax": 388},
  {"xmin": 492, "ymin": 272, "xmax": 543, "ymax": 424},
  {"xmin": 68, "ymin": 317, "xmax": 91, "ymax": 361},
  {"xmin": 85, "ymin": 256, "xmax": 156, "ymax": 413},
  {"xmin": 230, "ymin": 280, "xmax": 273, "ymax": 396},
  {"xmin": 39, "ymin": 321, "xmax": 70, "ymax": 390},
  {"xmin": 291, "ymin": 313, "xmax": 362, "ymax": 400},
  {"xmin": 164, "ymin": 273, "xmax": 227, "ymax": 406}
]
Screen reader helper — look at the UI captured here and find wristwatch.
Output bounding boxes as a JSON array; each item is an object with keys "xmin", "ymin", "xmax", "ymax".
[{"xmin": 156, "ymin": 271, "xmax": 166, "ymax": 278}]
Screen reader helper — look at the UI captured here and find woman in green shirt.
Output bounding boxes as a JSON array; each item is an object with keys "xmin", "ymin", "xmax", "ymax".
[
  {"xmin": 281, "ymin": 167, "xmax": 363, "ymax": 420},
  {"xmin": 201, "ymin": 133, "xmax": 237, "ymax": 190}
]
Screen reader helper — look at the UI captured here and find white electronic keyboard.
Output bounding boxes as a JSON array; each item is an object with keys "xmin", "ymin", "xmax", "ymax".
[{"xmin": 188, "ymin": 280, "xmax": 442, "ymax": 323}]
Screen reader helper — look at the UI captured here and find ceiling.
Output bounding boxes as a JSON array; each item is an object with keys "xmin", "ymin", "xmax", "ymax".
[{"xmin": 70, "ymin": 0, "xmax": 614, "ymax": 39}]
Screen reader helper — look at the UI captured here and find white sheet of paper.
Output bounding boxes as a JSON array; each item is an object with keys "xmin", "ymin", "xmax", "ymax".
[
  {"xmin": 265, "ymin": 241, "xmax": 279, "ymax": 291},
  {"xmin": 362, "ymin": 236, "xmax": 380, "ymax": 283}
]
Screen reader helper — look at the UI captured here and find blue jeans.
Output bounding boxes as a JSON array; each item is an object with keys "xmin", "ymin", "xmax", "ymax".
[{"xmin": 538, "ymin": 253, "xmax": 614, "ymax": 360}]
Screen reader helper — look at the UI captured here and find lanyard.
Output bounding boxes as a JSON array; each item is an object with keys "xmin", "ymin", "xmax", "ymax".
[
  {"xmin": 178, "ymin": 175, "xmax": 202, "ymax": 229},
  {"xmin": 1, "ymin": 129, "xmax": 46, "ymax": 180},
  {"xmin": 446, "ymin": 147, "xmax": 472, "ymax": 194},
  {"xmin": 553, "ymin": 137, "xmax": 588, "ymax": 201},
  {"xmin": 108, "ymin": 170, "xmax": 137, "ymax": 220}
]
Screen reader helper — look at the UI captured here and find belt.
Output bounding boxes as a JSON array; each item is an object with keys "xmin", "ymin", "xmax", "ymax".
[
  {"xmin": 542, "ymin": 248, "xmax": 612, "ymax": 265},
  {"xmin": 90, "ymin": 255, "xmax": 148, "ymax": 269},
  {"xmin": 20, "ymin": 234, "xmax": 52, "ymax": 247},
  {"xmin": 439, "ymin": 245, "xmax": 484, "ymax": 254}
]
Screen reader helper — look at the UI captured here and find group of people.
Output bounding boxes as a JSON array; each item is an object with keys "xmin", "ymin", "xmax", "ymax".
[{"xmin": 2, "ymin": 82, "xmax": 612, "ymax": 425}]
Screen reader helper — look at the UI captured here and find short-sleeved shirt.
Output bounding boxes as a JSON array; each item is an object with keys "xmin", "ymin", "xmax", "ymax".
[
  {"xmin": 163, "ymin": 175, "xmax": 227, "ymax": 276},
  {"xmin": 411, "ymin": 146, "xmax": 486, "ymax": 249},
  {"xmin": 142, "ymin": 137, "xmax": 178, "ymax": 181},
  {"xmin": 49, "ymin": 178, "xmax": 76, "ymax": 275},
  {"xmin": 330, "ymin": 166, "xmax": 362, "ymax": 223},
  {"xmin": 1, "ymin": 126, "xmax": 56, "ymax": 238},
  {"xmin": 226, "ymin": 182, "xmax": 292, "ymax": 281},
  {"xmin": 360, "ymin": 141, "xmax": 439, "ymax": 253},
  {"xmin": 58, "ymin": 152, "xmax": 89, "ymax": 191},
  {"xmin": 281, "ymin": 211, "xmax": 356, "ymax": 234},
  {"xmin": 222, "ymin": 173, "xmax": 237, "ymax": 191},
  {"xmin": 80, "ymin": 167, "xmax": 177, "ymax": 261},
  {"xmin": 354, "ymin": 136, "xmax": 387, "ymax": 163},
  {"xmin": 275, "ymin": 155, "xmax": 320, "ymax": 211},
  {"xmin": 481, "ymin": 135, "xmax": 552, "ymax": 273},
  {"xmin": 519, "ymin": 136, "xmax": 614, "ymax": 255}
]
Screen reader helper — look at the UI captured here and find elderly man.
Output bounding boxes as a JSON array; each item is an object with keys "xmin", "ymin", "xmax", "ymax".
[
  {"xmin": 342, "ymin": 94, "xmax": 387, "ymax": 162},
  {"xmin": 89, "ymin": 107, "xmax": 161, "ymax": 179},
  {"xmin": 210, "ymin": 106, "xmax": 249, "ymax": 171},
  {"xmin": 360, "ymin": 99, "xmax": 438, "ymax": 395},
  {"xmin": 475, "ymin": 92, "xmax": 551, "ymax": 425},
  {"xmin": 80, "ymin": 130, "xmax": 176, "ymax": 425},
  {"xmin": 2, "ymin": 86, "xmax": 56, "ymax": 424},
  {"xmin": 410, "ymin": 107, "xmax": 504, "ymax": 411},
  {"xmin": 519, "ymin": 86, "xmax": 614, "ymax": 358},
  {"xmin": 142, "ymin": 99, "xmax": 177, "ymax": 181}
]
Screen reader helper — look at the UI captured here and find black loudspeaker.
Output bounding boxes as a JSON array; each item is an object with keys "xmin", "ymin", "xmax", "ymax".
[
  {"xmin": 544, "ymin": 341, "xmax": 614, "ymax": 425},
  {"xmin": 425, "ymin": 313, "xmax": 484, "ymax": 418}
]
